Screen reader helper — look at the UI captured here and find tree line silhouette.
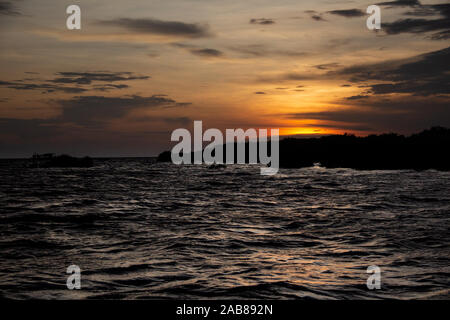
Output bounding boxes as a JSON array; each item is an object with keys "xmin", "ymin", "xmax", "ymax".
[{"xmin": 158, "ymin": 127, "xmax": 450, "ymax": 171}]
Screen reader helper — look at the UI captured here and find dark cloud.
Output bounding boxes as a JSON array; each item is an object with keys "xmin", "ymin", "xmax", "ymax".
[
  {"xmin": 0, "ymin": 92, "xmax": 192, "ymax": 157},
  {"xmin": 403, "ymin": 7, "xmax": 438, "ymax": 17},
  {"xmin": 383, "ymin": 18, "xmax": 450, "ymax": 38},
  {"xmin": 382, "ymin": 3, "xmax": 450, "ymax": 39},
  {"xmin": 0, "ymin": 116, "xmax": 184, "ymax": 158},
  {"xmin": 327, "ymin": 9, "xmax": 366, "ymax": 18},
  {"xmin": 189, "ymin": 48, "xmax": 224, "ymax": 58},
  {"xmin": 311, "ymin": 15, "xmax": 325, "ymax": 21},
  {"xmin": 254, "ymin": 91, "xmax": 266, "ymax": 94},
  {"xmin": 51, "ymin": 72, "xmax": 149, "ymax": 85},
  {"xmin": 346, "ymin": 95, "xmax": 370, "ymax": 100},
  {"xmin": 171, "ymin": 43, "xmax": 224, "ymax": 58},
  {"xmin": 0, "ymin": 71, "xmax": 148, "ymax": 94},
  {"xmin": 334, "ymin": 46, "xmax": 450, "ymax": 96},
  {"xmin": 0, "ymin": 1, "xmax": 20, "ymax": 15},
  {"xmin": 275, "ymin": 45, "xmax": 450, "ymax": 132},
  {"xmin": 0, "ymin": 80, "xmax": 87, "ymax": 94},
  {"xmin": 98, "ymin": 18, "xmax": 211, "ymax": 38},
  {"xmin": 305, "ymin": 10, "xmax": 326, "ymax": 21},
  {"xmin": 314, "ymin": 63, "xmax": 340, "ymax": 70},
  {"xmin": 92, "ymin": 84, "xmax": 130, "ymax": 92},
  {"xmin": 377, "ymin": 0, "xmax": 421, "ymax": 7},
  {"xmin": 229, "ymin": 44, "xmax": 307, "ymax": 58},
  {"xmin": 282, "ymin": 97, "xmax": 450, "ymax": 132},
  {"xmin": 250, "ymin": 18, "xmax": 275, "ymax": 25},
  {"xmin": 57, "ymin": 95, "xmax": 185, "ymax": 126},
  {"xmin": 302, "ymin": 123, "xmax": 374, "ymax": 132}
]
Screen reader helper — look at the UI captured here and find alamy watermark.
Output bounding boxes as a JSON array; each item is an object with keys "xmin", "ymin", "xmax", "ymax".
[
  {"xmin": 171, "ymin": 121, "xmax": 279, "ymax": 175},
  {"xmin": 367, "ymin": 5, "xmax": 381, "ymax": 30},
  {"xmin": 66, "ymin": 264, "xmax": 81, "ymax": 290},
  {"xmin": 366, "ymin": 265, "xmax": 381, "ymax": 290},
  {"xmin": 66, "ymin": 5, "xmax": 81, "ymax": 30}
]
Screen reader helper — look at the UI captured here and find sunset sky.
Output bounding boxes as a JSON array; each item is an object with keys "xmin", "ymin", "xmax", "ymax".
[{"xmin": 1, "ymin": 0, "xmax": 449, "ymax": 157}]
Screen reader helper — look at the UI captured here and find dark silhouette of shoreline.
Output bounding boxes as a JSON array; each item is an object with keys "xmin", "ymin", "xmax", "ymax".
[
  {"xmin": 158, "ymin": 127, "xmax": 450, "ymax": 171},
  {"xmin": 30, "ymin": 153, "xmax": 93, "ymax": 168}
]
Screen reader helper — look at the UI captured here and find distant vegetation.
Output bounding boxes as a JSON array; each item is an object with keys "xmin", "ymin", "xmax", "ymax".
[
  {"xmin": 30, "ymin": 153, "xmax": 93, "ymax": 168},
  {"xmin": 158, "ymin": 127, "xmax": 450, "ymax": 171}
]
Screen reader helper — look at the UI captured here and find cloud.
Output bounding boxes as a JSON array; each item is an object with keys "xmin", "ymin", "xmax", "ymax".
[
  {"xmin": 0, "ymin": 1, "xmax": 20, "ymax": 15},
  {"xmin": 383, "ymin": 18, "xmax": 450, "ymax": 38},
  {"xmin": 305, "ymin": 10, "xmax": 326, "ymax": 21},
  {"xmin": 346, "ymin": 95, "xmax": 370, "ymax": 100},
  {"xmin": 282, "ymin": 97, "xmax": 450, "ymax": 132},
  {"xmin": 377, "ymin": 0, "xmax": 421, "ymax": 7},
  {"xmin": 270, "ymin": 45, "xmax": 449, "ymax": 132},
  {"xmin": 0, "ymin": 80, "xmax": 87, "ymax": 94},
  {"xmin": 229, "ymin": 44, "xmax": 307, "ymax": 58},
  {"xmin": 189, "ymin": 48, "xmax": 224, "ymax": 58},
  {"xmin": 254, "ymin": 91, "xmax": 266, "ymax": 94},
  {"xmin": 0, "ymin": 115, "xmax": 189, "ymax": 157},
  {"xmin": 314, "ymin": 63, "xmax": 340, "ymax": 70},
  {"xmin": 97, "ymin": 18, "xmax": 211, "ymax": 38},
  {"xmin": 0, "ymin": 71, "xmax": 148, "ymax": 94},
  {"xmin": 327, "ymin": 9, "xmax": 366, "ymax": 18},
  {"xmin": 250, "ymin": 18, "xmax": 275, "ymax": 25},
  {"xmin": 381, "ymin": 3, "xmax": 450, "ymax": 39},
  {"xmin": 92, "ymin": 84, "xmax": 130, "ymax": 92},
  {"xmin": 334, "ymin": 46, "xmax": 450, "ymax": 96},
  {"xmin": 171, "ymin": 43, "xmax": 224, "ymax": 58},
  {"xmin": 57, "ymin": 95, "xmax": 187, "ymax": 126},
  {"xmin": 51, "ymin": 72, "xmax": 150, "ymax": 85},
  {"xmin": 302, "ymin": 123, "xmax": 374, "ymax": 132}
]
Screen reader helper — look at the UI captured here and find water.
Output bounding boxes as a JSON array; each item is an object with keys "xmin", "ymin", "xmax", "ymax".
[{"xmin": 0, "ymin": 158, "xmax": 449, "ymax": 299}]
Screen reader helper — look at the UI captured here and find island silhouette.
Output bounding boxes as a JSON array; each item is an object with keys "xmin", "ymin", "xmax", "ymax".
[{"xmin": 158, "ymin": 127, "xmax": 450, "ymax": 171}]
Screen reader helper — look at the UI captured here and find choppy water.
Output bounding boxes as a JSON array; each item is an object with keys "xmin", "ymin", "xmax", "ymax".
[{"xmin": 0, "ymin": 158, "xmax": 449, "ymax": 299}]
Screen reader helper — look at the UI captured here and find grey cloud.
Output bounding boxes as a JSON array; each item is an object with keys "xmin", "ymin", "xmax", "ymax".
[
  {"xmin": 334, "ymin": 46, "xmax": 450, "ymax": 96},
  {"xmin": 0, "ymin": 1, "xmax": 20, "ymax": 15},
  {"xmin": 383, "ymin": 17, "xmax": 450, "ymax": 38},
  {"xmin": 305, "ymin": 10, "xmax": 326, "ymax": 21},
  {"xmin": 98, "ymin": 18, "xmax": 211, "ymax": 38},
  {"xmin": 282, "ymin": 97, "xmax": 450, "ymax": 132},
  {"xmin": 0, "ymin": 71, "xmax": 148, "ymax": 94},
  {"xmin": 314, "ymin": 63, "xmax": 340, "ymax": 70},
  {"xmin": 250, "ymin": 18, "xmax": 275, "ymax": 25},
  {"xmin": 259, "ymin": 46, "xmax": 448, "ymax": 89},
  {"xmin": 377, "ymin": 0, "xmax": 421, "ymax": 7},
  {"xmin": 302, "ymin": 123, "xmax": 374, "ymax": 132},
  {"xmin": 52, "ymin": 72, "xmax": 149, "ymax": 85},
  {"xmin": 189, "ymin": 48, "xmax": 224, "ymax": 58},
  {"xmin": 346, "ymin": 95, "xmax": 370, "ymax": 100},
  {"xmin": 171, "ymin": 43, "xmax": 224, "ymax": 58},
  {"xmin": 230, "ymin": 44, "xmax": 308, "ymax": 58},
  {"xmin": 92, "ymin": 84, "xmax": 130, "ymax": 92},
  {"xmin": 327, "ymin": 9, "xmax": 366, "ymax": 18},
  {"xmin": 382, "ymin": 3, "xmax": 450, "ymax": 39},
  {"xmin": 57, "ymin": 95, "xmax": 187, "ymax": 126},
  {"xmin": 0, "ymin": 80, "xmax": 87, "ymax": 94}
]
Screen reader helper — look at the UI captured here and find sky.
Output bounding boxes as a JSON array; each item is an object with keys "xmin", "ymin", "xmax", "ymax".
[{"xmin": 0, "ymin": 0, "xmax": 449, "ymax": 157}]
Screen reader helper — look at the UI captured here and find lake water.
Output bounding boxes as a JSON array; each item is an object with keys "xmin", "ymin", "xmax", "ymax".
[{"xmin": 0, "ymin": 159, "xmax": 449, "ymax": 299}]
